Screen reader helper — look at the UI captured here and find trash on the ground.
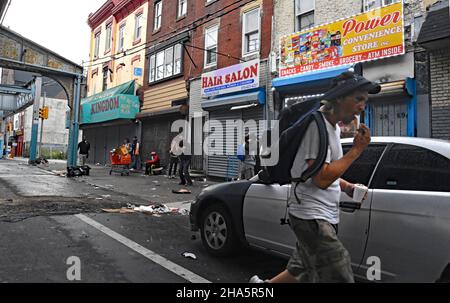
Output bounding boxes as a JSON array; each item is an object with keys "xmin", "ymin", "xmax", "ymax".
[
  {"xmin": 178, "ymin": 209, "xmax": 190, "ymax": 215},
  {"xmin": 104, "ymin": 184, "xmax": 114, "ymax": 188},
  {"xmin": 95, "ymin": 197, "xmax": 103, "ymax": 200},
  {"xmin": 203, "ymin": 184, "xmax": 209, "ymax": 187},
  {"xmin": 134, "ymin": 203, "xmax": 171, "ymax": 214},
  {"xmin": 172, "ymin": 188, "xmax": 191, "ymax": 194},
  {"xmin": 102, "ymin": 208, "xmax": 135, "ymax": 214},
  {"xmin": 126, "ymin": 203, "xmax": 136, "ymax": 209},
  {"xmin": 152, "ymin": 180, "xmax": 159, "ymax": 183},
  {"xmin": 81, "ymin": 231, "xmax": 89, "ymax": 238},
  {"xmin": 96, "ymin": 163, "xmax": 101, "ymax": 166},
  {"xmin": 151, "ymin": 188, "xmax": 157, "ymax": 191},
  {"xmin": 94, "ymin": 186, "xmax": 100, "ymax": 189},
  {"xmin": 101, "ymin": 195, "xmax": 111, "ymax": 198},
  {"xmin": 182, "ymin": 252, "xmax": 197, "ymax": 260}
]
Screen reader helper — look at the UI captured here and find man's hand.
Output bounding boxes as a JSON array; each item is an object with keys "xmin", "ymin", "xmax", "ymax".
[{"xmin": 353, "ymin": 123, "xmax": 371, "ymax": 154}]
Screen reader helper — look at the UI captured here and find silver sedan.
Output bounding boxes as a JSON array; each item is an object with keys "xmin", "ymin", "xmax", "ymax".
[{"xmin": 190, "ymin": 137, "xmax": 450, "ymax": 282}]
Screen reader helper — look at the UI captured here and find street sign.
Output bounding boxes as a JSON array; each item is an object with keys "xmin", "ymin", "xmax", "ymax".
[{"xmin": 134, "ymin": 67, "xmax": 143, "ymax": 77}]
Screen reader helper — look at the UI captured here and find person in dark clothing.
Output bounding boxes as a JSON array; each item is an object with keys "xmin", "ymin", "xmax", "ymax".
[
  {"xmin": 178, "ymin": 134, "xmax": 193, "ymax": 186},
  {"xmin": 130, "ymin": 136, "xmax": 141, "ymax": 170},
  {"xmin": 77, "ymin": 137, "xmax": 90, "ymax": 166}
]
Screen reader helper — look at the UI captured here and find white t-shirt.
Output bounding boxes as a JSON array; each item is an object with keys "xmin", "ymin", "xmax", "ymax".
[{"xmin": 289, "ymin": 113, "xmax": 343, "ymax": 224}]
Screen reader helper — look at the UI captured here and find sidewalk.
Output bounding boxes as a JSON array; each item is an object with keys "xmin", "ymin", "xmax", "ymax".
[{"xmin": 9, "ymin": 157, "xmax": 221, "ymax": 211}]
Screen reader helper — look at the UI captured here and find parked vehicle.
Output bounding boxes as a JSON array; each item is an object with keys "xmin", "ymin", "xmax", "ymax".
[{"xmin": 190, "ymin": 137, "xmax": 450, "ymax": 282}]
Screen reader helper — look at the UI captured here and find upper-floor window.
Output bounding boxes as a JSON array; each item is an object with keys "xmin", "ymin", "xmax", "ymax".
[
  {"xmin": 178, "ymin": 0, "xmax": 187, "ymax": 18},
  {"xmin": 363, "ymin": 0, "xmax": 395, "ymax": 11},
  {"xmin": 149, "ymin": 43, "xmax": 183, "ymax": 83},
  {"xmin": 105, "ymin": 24, "xmax": 112, "ymax": 51},
  {"xmin": 154, "ymin": 1, "xmax": 162, "ymax": 31},
  {"xmin": 204, "ymin": 25, "xmax": 218, "ymax": 67},
  {"xmin": 94, "ymin": 32, "xmax": 100, "ymax": 58},
  {"xmin": 295, "ymin": 0, "xmax": 315, "ymax": 31},
  {"xmin": 135, "ymin": 14, "xmax": 143, "ymax": 40},
  {"xmin": 118, "ymin": 24, "xmax": 126, "ymax": 52},
  {"xmin": 242, "ymin": 8, "xmax": 260, "ymax": 56}
]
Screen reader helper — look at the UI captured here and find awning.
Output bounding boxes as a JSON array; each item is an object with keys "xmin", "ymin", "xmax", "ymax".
[
  {"xmin": 201, "ymin": 88, "xmax": 265, "ymax": 111},
  {"xmin": 136, "ymin": 105, "xmax": 183, "ymax": 119},
  {"xmin": 81, "ymin": 80, "xmax": 135, "ymax": 104},
  {"xmin": 80, "ymin": 93, "xmax": 140, "ymax": 124},
  {"xmin": 272, "ymin": 65, "xmax": 354, "ymax": 95}
]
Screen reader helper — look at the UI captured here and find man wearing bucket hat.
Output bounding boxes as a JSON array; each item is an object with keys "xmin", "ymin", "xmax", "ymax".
[{"xmin": 250, "ymin": 70, "xmax": 380, "ymax": 283}]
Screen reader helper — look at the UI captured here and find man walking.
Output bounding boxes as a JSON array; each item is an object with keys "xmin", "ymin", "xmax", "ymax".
[
  {"xmin": 250, "ymin": 71, "xmax": 380, "ymax": 283},
  {"xmin": 77, "ymin": 136, "xmax": 90, "ymax": 166}
]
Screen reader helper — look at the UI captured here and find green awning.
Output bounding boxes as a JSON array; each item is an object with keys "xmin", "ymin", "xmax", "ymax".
[
  {"xmin": 81, "ymin": 80, "xmax": 135, "ymax": 104},
  {"xmin": 80, "ymin": 80, "xmax": 139, "ymax": 124}
]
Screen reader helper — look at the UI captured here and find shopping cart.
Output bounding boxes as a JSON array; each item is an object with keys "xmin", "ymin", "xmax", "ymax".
[{"xmin": 109, "ymin": 148, "xmax": 132, "ymax": 176}]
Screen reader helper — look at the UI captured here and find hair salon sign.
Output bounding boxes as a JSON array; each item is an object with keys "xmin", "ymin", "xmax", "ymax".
[{"xmin": 201, "ymin": 59, "xmax": 260, "ymax": 97}]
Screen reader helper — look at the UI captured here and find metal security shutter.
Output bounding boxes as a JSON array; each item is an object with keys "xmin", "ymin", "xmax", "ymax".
[
  {"xmin": 371, "ymin": 100, "xmax": 409, "ymax": 136},
  {"xmin": 207, "ymin": 106, "xmax": 264, "ymax": 179}
]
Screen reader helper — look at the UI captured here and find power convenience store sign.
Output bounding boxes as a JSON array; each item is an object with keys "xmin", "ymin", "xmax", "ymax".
[{"xmin": 279, "ymin": 2, "xmax": 404, "ymax": 77}]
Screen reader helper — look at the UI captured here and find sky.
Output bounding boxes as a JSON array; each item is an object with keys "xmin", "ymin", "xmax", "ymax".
[{"xmin": 2, "ymin": 0, "xmax": 107, "ymax": 67}]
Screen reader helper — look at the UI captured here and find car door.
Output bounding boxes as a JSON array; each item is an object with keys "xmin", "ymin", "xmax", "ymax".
[
  {"xmin": 361, "ymin": 143, "xmax": 450, "ymax": 282},
  {"xmin": 243, "ymin": 183, "xmax": 296, "ymax": 257},
  {"xmin": 338, "ymin": 144, "xmax": 388, "ymax": 278}
]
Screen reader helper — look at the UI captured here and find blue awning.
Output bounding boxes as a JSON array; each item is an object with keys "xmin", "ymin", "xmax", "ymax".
[
  {"xmin": 202, "ymin": 88, "xmax": 265, "ymax": 110},
  {"xmin": 272, "ymin": 65, "xmax": 354, "ymax": 95}
]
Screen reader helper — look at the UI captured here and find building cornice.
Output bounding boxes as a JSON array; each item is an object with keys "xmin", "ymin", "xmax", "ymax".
[{"xmin": 87, "ymin": 0, "xmax": 114, "ymax": 30}]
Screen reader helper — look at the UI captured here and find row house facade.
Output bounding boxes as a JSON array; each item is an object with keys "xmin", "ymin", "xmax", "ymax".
[
  {"xmin": 84, "ymin": 0, "xmax": 148, "ymax": 165},
  {"xmin": 140, "ymin": 0, "xmax": 273, "ymax": 177}
]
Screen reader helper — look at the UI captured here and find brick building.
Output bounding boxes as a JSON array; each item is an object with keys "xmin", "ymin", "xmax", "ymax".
[{"xmin": 140, "ymin": 0, "xmax": 274, "ymax": 177}]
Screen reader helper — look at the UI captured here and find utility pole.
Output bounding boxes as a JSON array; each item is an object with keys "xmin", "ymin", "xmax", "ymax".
[{"xmin": 38, "ymin": 92, "xmax": 46, "ymax": 158}]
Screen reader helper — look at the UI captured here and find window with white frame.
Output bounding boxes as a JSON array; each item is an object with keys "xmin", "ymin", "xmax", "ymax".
[
  {"xmin": 105, "ymin": 24, "xmax": 112, "ymax": 51},
  {"xmin": 149, "ymin": 43, "xmax": 183, "ymax": 83},
  {"xmin": 178, "ymin": 0, "xmax": 187, "ymax": 18},
  {"xmin": 118, "ymin": 24, "xmax": 125, "ymax": 52},
  {"xmin": 363, "ymin": 0, "xmax": 395, "ymax": 11},
  {"xmin": 295, "ymin": 0, "xmax": 315, "ymax": 31},
  {"xmin": 242, "ymin": 8, "xmax": 260, "ymax": 55},
  {"xmin": 154, "ymin": 1, "xmax": 162, "ymax": 31},
  {"xmin": 94, "ymin": 32, "xmax": 100, "ymax": 58},
  {"xmin": 204, "ymin": 25, "xmax": 218, "ymax": 67},
  {"xmin": 135, "ymin": 14, "xmax": 143, "ymax": 40}
]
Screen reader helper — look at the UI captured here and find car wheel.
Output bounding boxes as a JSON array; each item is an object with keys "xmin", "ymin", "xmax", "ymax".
[{"xmin": 200, "ymin": 203, "xmax": 238, "ymax": 256}]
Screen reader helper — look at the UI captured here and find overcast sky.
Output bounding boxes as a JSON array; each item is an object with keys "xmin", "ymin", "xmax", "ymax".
[{"xmin": 2, "ymin": 0, "xmax": 106, "ymax": 67}]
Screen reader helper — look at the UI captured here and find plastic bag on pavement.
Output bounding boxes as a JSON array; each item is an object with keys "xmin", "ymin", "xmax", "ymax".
[{"xmin": 182, "ymin": 252, "xmax": 197, "ymax": 260}]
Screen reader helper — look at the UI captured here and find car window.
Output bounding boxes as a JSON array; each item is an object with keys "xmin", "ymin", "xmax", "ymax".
[
  {"xmin": 373, "ymin": 144, "xmax": 450, "ymax": 192},
  {"xmin": 342, "ymin": 144, "xmax": 386, "ymax": 187}
]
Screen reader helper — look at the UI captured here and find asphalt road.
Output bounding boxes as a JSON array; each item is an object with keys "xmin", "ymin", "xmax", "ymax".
[{"xmin": 0, "ymin": 159, "xmax": 286, "ymax": 283}]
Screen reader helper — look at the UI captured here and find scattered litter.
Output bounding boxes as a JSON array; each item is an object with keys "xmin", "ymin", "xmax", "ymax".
[
  {"xmin": 81, "ymin": 231, "xmax": 89, "ymax": 238},
  {"xmin": 151, "ymin": 188, "xmax": 157, "ymax": 191},
  {"xmin": 95, "ymin": 198, "xmax": 103, "ymax": 200},
  {"xmin": 172, "ymin": 188, "xmax": 191, "ymax": 194},
  {"xmin": 152, "ymin": 181, "xmax": 159, "ymax": 183},
  {"xmin": 102, "ymin": 208, "xmax": 135, "ymax": 214},
  {"xmin": 96, "ymin": 163, "xmax": 101, "ymax": 166},
  {"xmin": 151, "ymin": 195, "xmax": 160, "ymax": 198},
  {"xmin": 126, "ymin": 203, "xmax": 136, "ymax": 209},
  {"xmin": 178, "ymin": 209, "xmax": 190, "ymax": 215},
  {"xmin": 152, "ymin": 214, "xmax": 161, "ymax": 217},
  {"xmin": 104, "ymin": 184, "xmax": 114, "ymax": 188},
  {"xmin": 94, "ymin": 186, "xmax": 100, "ymax": 189},
  {"xmin": 182, "ymin": 252, "xmax": 197, "ymax": 260},
  {"xmin": 134, "ymin": 203, "xmax": 171, "ymax": 214},
  {"xmin": 101, "ymin": 195, "xmax": 111, "ymax": 198}
]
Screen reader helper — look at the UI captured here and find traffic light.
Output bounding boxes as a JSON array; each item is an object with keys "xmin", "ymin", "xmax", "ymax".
[
  {"xmin": 43, "ymin": 106, "xmax": 49, "ymax": 119},
  {"xmin": 39, "ymin": 106, "xmax": 49, "ymax": 119}
]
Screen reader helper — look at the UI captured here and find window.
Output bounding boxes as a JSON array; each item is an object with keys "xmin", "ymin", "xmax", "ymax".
[
  {"xmin": 373, "ymin": 144, "xmax": 450, "ymax": 192},
  {"xmin": 154, "ymin": 1, "xmax": 162, "ymax": 31},
  {"xmin": 105, "ymin": 24, "xmax": 112, "ymax": 51},
  {"xmin": 295, "ymin": 0, "xmax": 315, "ymax": 31},
  {"xmin": 363, "ymin": 0, "xmax": 395, "ymax": 11},
  {"xmin": 118, "ymin": 24, "xmax": 125, "ymax": 52},
  {"xmin": 178, "ymin": 0, "xmax": 187, "ymax": 18},
  {"xmin": 94, "ymin": 32, "xmax": 100, "ymax": 58},
  {"xmin": 148, "ymin": 43, "xmax": 183, "ymax": 83},
  {"xmin": 242, "ymin": 8, "xmax": 260, "ymax": 55},
  {"xmin": 204, "ymin": 25, "xmax": 218, "ymax": 67},
  {"xmin": 134, "ymin": 14, "xmax": 143, "ymax": 41},
  {"xmin": 342, "ymin": 144, "xmax": 387, "ymax": 186},
  {"xmin": 102, "ymin": 67, "xmax": 108, "ymax": 91}
]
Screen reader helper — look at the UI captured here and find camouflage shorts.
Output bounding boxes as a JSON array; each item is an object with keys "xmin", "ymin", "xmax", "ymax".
[{"xmin": 286, "ymin": 214, "xmax": 354, "ymax": 283}]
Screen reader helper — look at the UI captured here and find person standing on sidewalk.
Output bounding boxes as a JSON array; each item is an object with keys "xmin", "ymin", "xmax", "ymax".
[
  {"xmin": 177, "ymin": 128, "xmax": 193, "ymax": 186},
  {"xmin": 130, "ymin": 136, "xmax": 141, "ymax": 170},
  {"xmin": 250, "ymin": 71, "xmax": 380, "ymax": 283},
  {"xmin": 168, "ymin": 132, "xmax": 181, "ymax": 179},
  {"xmin": 77, "ymin": 137, "xmax": 90, "ymax": 166}
]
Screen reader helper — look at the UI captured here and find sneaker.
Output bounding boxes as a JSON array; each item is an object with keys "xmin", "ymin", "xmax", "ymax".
[{"xmin": 249, "ymin": 275, "xmax": 266, "ymax": 283}]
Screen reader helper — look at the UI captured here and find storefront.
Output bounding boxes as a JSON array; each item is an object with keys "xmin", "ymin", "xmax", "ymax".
[
  {"xmin": 275, "ymin": 2, "xmax": 418, "ymax": 137},
  {"xmin": 200, "ymin": 59, "xmax": 266, "ymax": 179},
  {"xmin": 80, "ymin": 80, "xmax": 140, "ymax": 165}
]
